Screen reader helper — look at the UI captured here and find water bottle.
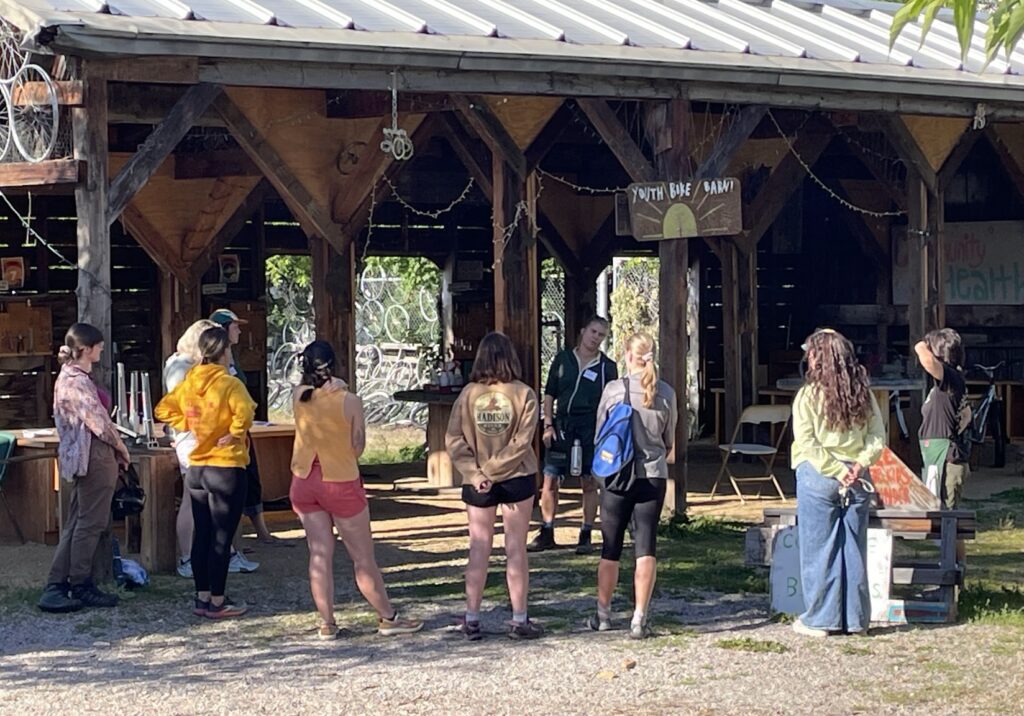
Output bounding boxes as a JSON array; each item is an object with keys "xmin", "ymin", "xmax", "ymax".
[{"xmin": 570, "ymin": 439, "xmax": 583, "ymax": 477}]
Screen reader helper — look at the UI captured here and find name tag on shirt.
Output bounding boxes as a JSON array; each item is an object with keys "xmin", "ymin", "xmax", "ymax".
[{"xmin": 582, "ymin": 369, "xmax": 598, "ymax": 382}]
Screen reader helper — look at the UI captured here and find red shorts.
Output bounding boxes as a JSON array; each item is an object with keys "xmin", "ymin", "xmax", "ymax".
[{"xmin": 289, "ymin": 461, "xmax": 368, "ymax": 518}]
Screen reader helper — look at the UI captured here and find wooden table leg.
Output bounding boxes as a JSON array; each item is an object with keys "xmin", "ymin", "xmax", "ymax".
[
  {"xmin": 138, "ymin": 452, "xmax": 179, "ymax": 574},
  {"xmin": 426, "ymin": 403, "xmax": 462, "ymax": 487}
]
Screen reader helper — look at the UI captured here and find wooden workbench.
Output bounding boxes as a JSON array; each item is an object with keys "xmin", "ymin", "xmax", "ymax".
[{"xmin": 249, "ymin": 423, "xmax": 296, "ymax": 502}]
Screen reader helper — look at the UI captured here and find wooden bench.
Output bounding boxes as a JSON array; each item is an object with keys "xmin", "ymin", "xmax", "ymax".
[{"xmin": 748, "ymin": 507, "xmax": 975, "ymax": 623}]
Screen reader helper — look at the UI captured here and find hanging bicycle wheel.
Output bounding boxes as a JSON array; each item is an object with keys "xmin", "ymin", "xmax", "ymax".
[
  {"xmin": 418, "ymin": 287, "xmax": 438, "ymax": 323},
  {"xmin": 0, "ymin": 18, "xmax": 28, "ymax": 82},
  {"xmin": 0, "ymin": 91, "xmax": 11, "ymax": 161},
  {"xmin": 359, "ymin": 263, "xmax": 386, "ymax": 300},
  {"xmin": 10, "ymin": 64, "xmax": 58, "ymax": 163},
  {"xmin": 384, "ymin": 304, "xmax": 410, "ymax": 343},
  {"xmin": 362, "ymin": 299, "xmax": 386, "ymax": 339}
]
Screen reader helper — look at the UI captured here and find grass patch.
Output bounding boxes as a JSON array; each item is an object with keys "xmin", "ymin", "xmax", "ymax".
[
  {"xmin": 715, "ymin": 637, "xmax": 788, "ymax": 654},
  {"xmin": 361, "ymin": 426, "xmax": 425, "ymax": 465},
  {"xmin": 839, "ymin": 643, "xmax": 872, "ymax": 656},
  {"xmin": 959, "ymin": 583, "xmax": 1024, "ymax": 626},
  {"xmin": 991, "ymin": 488, "xmax": 1024, "ymax": 504},
  {"xmin": 655, "ymin": 517, "xmax": 767, "ymax": 595}
]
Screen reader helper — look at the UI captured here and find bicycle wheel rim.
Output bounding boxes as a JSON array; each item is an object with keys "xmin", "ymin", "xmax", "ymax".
[{"xmin": 10, "ymin": 64, "xmax": 58, "ymax": 163}]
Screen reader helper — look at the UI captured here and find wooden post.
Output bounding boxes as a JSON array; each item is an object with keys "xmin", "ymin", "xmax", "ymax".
[
  {"xmin": 653, "ymin": 99, "xmax": 690, "ymax": 516},
  {"xmin": 720, "ymin": 241, "xmax": 743, "ymax": 441},
  {"xmin": 311, "ymin": 236, "xmax": 356, "ymax": 388},
  {"xmin": 159, "ymin": 272, "xmax": 202, "ymax": 370},
  {"xmin": 73, "ymin": 75, "xmax": 112, "ymax": 385},
  {"xmin": 737, "ymin": 245, "xmax": 759, "ymax": 412},
  {"xmin": 907, "ymin": 172, "xmax": 929, "ymax": 371},
  {"xmin": 492, "ymin": 159, "xmax": 539, "ymax": 390}
]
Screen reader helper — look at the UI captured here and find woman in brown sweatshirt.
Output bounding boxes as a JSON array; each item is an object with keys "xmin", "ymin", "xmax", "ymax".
[{"xmin": 446, "ymin": 332, "xmax": 541, "ymax": 641}]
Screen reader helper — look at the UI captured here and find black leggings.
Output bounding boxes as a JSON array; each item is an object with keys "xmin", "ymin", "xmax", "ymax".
[
  {"xmin": 187, "ymin": 465, "xmax": 247, "ymax": 596},
  {"xmin": 600, "ymin": 478, "xmax": 666, "ymax": 561}
]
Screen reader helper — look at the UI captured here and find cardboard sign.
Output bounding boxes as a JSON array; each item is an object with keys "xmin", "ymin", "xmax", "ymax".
[
  {"xmin": 627, "ymin": 178, "xmax": 741, "ymax": 241},
  {"xmin": 771, "ymin": 526, "xmax": 893, "ymax": 621},
  {"xmin": 869, "ymin": 447, "xmax": 941, "ymax": 510}
]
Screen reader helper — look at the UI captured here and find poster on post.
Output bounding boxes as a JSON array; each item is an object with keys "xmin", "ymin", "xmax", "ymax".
[{"xmin": 627, "ymin": 178, "xmax": 742, "ymax": 241}]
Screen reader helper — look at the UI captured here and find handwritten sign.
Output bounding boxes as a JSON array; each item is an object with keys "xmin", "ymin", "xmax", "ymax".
[
  {"xmin": 869, "ymin": 447, "xmax": 940, "ymax": 510},
  {"xmin": 770, "ymin": 526, "xmax": 893, "ymax": 621},
  {"xmin": 893, "ymin": 221, "xmax": 1024, "ymax": 305},
  {"xmin": 627, "ymin": 178, "xmax": 741, "ymax": 241}
]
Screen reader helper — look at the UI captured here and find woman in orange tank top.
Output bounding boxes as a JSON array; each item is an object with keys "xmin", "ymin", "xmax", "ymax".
[{"xmin": 289, "ymin": 340, "xmax": 422, "ymax": 640}]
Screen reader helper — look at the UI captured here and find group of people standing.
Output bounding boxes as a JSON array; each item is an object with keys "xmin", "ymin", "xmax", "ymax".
[{"xmin": 35, "ymin": 309, "xmax": 969, "ymax": 643}]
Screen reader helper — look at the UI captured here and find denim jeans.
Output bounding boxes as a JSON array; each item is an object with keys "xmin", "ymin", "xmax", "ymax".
[{"xmin": 795, "ymin": 460, "xmax": 871, "ymax": 632}]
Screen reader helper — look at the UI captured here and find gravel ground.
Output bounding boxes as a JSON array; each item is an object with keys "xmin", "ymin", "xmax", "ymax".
[{"xmin": 2, "ymin": 475, "xmax": 1023, "ymax": 715}]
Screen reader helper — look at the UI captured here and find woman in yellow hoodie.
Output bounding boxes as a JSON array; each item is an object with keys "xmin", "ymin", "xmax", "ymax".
[{"xmin": 156, "ymin": 326, "xmax": 255, "ymax": 619}]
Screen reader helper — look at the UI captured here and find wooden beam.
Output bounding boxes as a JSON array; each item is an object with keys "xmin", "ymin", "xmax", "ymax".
[
  {"xmin": 577, "ymin": 98, "xmax": 657, "ymax": 183},
  {"xmin": 876, "ymin": 115, "xmax": 938, "ymax": 196},
  {"xmin": 439, "ymin": 112, "xmax": 493, "ymax": 199},
  {"xmin": 108, "ymin": 83, "xmax": 223, "ymax": 127},
  {"xmin": 906, "ymin": 171, "xmax": 929, "ymax": 369},
  {"xmin": 12, "ymin": 80, "xmax": 83, "ymax": 106},
  {"xmin": 174, "ymin": 149, "xmax": 260, "ymax": 180},
  {"xmin": 185, "ymin": 180, "xmax": 269, "ymax": 283},
  {"xmin": 986, "ymin": 128, "xmax": 1024, "ymax": 201},
  {"xmin": 740, "ymin": 126, "xmax": 835, "ymax": 253},
  {"xmin": 160, "ymin": 272, "xmax": 202, "ymax": 366},
  {"xmin": 311, "ymin": 236, "xmax": 356, "ymax": 388},
  {"xmin": 525, "ymin": 100, "xmax": 574, "ymax": 172},
  {"xmin": 536, "ymin": 213, "xmax": 580, "ymax": 274},
  {"xmin": 73, "ymin": 75, "xmax": 112, "ymax": 384},
  {"xmin": 451, "ymin": 94, "xmax": 527, "ymax": 180},
  {"xmin": 852, "ymin": 137, "xmax": 907, "ymax": 212},
  {"xmin": 694, "ymin": 105, "xmax": 767, "ymax": 180},
  {"xmin": 106, "ymin": 83, "xmax": 223, "ymax": 225},
  {"xmin": 93, "ymin": 57, "xmax": 200, "ymax": 84},
  {"xmin": 938, "ymin": 128, "xmax": 981, "ymax": 190},
  {"xmin": 214, "ymin": 93, "xmax": 348, "ymax": 252},
  {"xmin": 0, "ymin": 159, "xmax": 82, "ymax": 188},
  {"xmin": 121, "ymin": 204, "xmax": 188, "ymax": 282}
]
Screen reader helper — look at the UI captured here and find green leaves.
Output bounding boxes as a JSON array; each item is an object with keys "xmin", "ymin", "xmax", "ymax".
[{"xmin": 892, "ymin": 0, "xmax": 1024, "ymax": 68}]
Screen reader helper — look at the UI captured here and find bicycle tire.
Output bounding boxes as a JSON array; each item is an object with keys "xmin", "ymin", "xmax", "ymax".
[
  {"xmin": 991, "ymin": 399, "xmax": 1006, "ymax": 469},
  {"xmin": 10, "ymin": 64, "xmax": 58, "ymax": 163}
]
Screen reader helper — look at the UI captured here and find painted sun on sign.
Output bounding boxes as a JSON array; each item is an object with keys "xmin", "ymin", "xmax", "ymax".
[{"xmin": 627, "ymin": 178, "xmax": 742, "ymax": 241}]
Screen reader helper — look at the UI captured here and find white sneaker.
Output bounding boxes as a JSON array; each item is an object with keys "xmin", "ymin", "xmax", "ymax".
[
  {"xmin": 177, "ymin": 558, "xmax": 193, "ymax": 579},
  {"xmin": 792, "ymin": 618, "xmax": 829, "ymax": 638},
  {"xmin": 228, "ymin": 552, "xmax": 260, "ymax": 573}
]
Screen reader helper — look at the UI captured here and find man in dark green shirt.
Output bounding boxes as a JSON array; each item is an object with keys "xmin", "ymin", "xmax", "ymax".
[{"xmin": 528, "ymin": 316, "xmax": 616, "ymax": 554}]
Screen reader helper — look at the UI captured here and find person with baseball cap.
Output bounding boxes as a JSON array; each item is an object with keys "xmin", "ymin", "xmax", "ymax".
[{"xmin": 209, "ymin": 308, "xmax": 280, "ymax": 546}]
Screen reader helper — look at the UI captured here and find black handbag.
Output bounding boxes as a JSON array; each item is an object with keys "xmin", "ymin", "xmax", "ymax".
[{"xmin": 112, "ymin": 464, "xmax": 146, "ymax": 520}]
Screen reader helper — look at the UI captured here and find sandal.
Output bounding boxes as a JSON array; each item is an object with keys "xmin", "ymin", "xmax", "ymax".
[{"xmin": 318, "ymin": 623, "xmax": 339, "ymax": 640}]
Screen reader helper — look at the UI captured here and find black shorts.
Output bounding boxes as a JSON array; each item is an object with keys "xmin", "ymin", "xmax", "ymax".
[
  {"xmin": 461, "ymin": 475, "xmax": 536, "ymax": 508},
  {"xmin": 243, "ymin": 440, "xmax": 263, "ymax": 515}
]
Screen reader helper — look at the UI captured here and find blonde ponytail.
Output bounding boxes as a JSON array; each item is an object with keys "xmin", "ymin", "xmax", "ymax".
[{"xmin": 626, "ymin": 332, "xmax": 658, "ymax": 408}]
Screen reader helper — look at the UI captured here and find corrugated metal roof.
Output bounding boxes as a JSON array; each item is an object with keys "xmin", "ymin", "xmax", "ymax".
[
  {"xmin": 4, "ymin": 0, "xmax": 1024, "ymax": 105},
  {"xmin": 3, "ymin": 0, "xmax": 1004, "ymax": 72}
]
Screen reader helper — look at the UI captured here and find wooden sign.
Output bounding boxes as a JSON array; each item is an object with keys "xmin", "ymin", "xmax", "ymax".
[
  {"xmin": 869, "ymin": 447, "xmax": 941, "ymax": 510},
  {"xmin": 627, "ymin": 178, "xmax": 741, "ymax": 241}
]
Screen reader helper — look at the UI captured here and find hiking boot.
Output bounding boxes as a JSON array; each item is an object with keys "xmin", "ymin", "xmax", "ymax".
[
  {"xmin": 461, "ymin": 619, "xmax": 482, "ymax": 642},
  {"xmin": 792, "ymin": 618, "xmax": 829, "ymax": 638},
  {"xmin": 587, "ymin": 613, "xmax": 613, "ymax": 632},
  {"xmin": 575, "ymin": 529, "xmax": 594, "ymax": 555},
  {"xmin": 37, "ymin": 582, "xmax": 83, "ymax": 613},
  {"xmin": 318, "ymin": 623, "xmax": 339, "ymax": 640},
  {"xmin": 508, "ymin": 620, "xmax": 544, "ymax": 640},
  {"xmin": 527, "ymin": 527, "xmax": 557, "ymax": 553},
  {"xmin": 193, "ymin": 596, "xmax": 210, "ymax": 617},
  {"xmin": 377, "ymin": 611, "xmax": 423, "ymax": 636},
  {"xmin": 228, "ymin": 552, "xmax": 260, "ymax": 573},
  {"xmin": 629, "ymin": 619, "xmax": 652, "ymax": 640},
  {"xmin": 177, "ymin": 558, "xmax": 193, "ymax": 579},
  {"xmin": 71, "ymin": 581, "xmax": 119, "ymax": 608},
  {"xmin": 205, "ymin": 597, "xmax": 247, "ymax": 619}
]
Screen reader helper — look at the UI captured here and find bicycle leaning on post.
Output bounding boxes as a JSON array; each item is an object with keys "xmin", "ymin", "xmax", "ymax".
[{"xmin": 966, "ymin": 361, "xmax": 1006, "ymax": 469}]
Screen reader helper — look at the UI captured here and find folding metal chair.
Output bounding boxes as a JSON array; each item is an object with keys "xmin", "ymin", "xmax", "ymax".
[{"xmin": 709, "ymin": 405, "xmax": 791, "ymax": 504}]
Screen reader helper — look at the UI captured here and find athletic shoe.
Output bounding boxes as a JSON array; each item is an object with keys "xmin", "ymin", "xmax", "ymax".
[
  {"xmin": 37, "ymin": 582, "xmax": 83, "ymax": 613},
  {"xmin": 177, "ymin": 558, "xmax": 193, "ymax": 579},
  {"xmin": 629, "ymin": 619, "xmax": 652, "ymax": 640},
  {"xmin": 70, "ymin": 581, "xmax": 118, "ymax": 608},
  {"xmin": 193, "ymin": 596, "xmax": 210, "ymax": 617},
  {"xmin": 587, "ymin": 613, "xmax": 613, "ymax": 632},
  {"xmin": 205, "ymin": 597, "xmax": 248, "ymax": 619},
  {"xmin": 461, "ymin": 620, "xmax": 482, "ymax": 642},
  {"xmin": 318, "ymin": 624, "xmax": 339, "ymax": 640},
  {"xmin": 792, "ymin": 618, "xmax": 829, "ymax": 638},
  {"xmin": 508, "ymin": 620, "xmax": 544, "ymax": 640},
  {"xmin": 527, "ymin": 527, "xmax": 557, "ymax": 553},
  {"xmin": 377, "ymin": 611, "xmax": 423, "ymax": 636},
  {"xmin": 575, "ymin": 529, "xmax": 594, "ymax": 555},
  {"xmin": 228, "ymin": 552, "xmax": 260, "ymax": 573}
]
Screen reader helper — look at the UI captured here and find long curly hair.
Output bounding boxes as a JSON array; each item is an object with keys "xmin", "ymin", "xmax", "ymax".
[{"xmin": 803, "ymin": 329, "xmax": 872, "ymax": 432}]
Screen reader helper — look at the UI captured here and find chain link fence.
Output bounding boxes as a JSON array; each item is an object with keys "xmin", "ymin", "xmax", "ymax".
[
  {"xmin": 266, "ymin": 256, "xmax": 440, "ymax": 428},
  {"xmin": 540, "ymin": 258, "xmax": 565, "ymax": 388}
]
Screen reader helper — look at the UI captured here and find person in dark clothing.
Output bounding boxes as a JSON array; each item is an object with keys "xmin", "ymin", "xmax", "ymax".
[
  {"xmin": 915, "ymin": 328, "xmax": 970, "ymax": 508},
  {"xmin": 528, "ymin": 316, "xmax": 616, "ymax": 554}
]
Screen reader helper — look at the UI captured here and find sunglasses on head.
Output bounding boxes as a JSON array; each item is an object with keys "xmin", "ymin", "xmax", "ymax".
[{"xmin": 801, "ymin": 328, "xmax": 837, "ymax": 352}]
